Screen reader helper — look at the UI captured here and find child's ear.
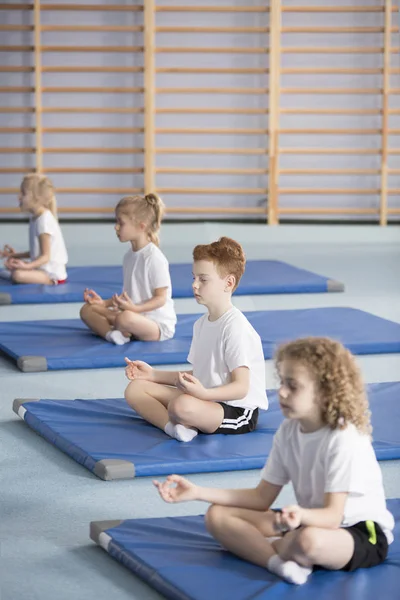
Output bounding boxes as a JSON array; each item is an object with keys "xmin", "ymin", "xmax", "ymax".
[{"xmin": 225, "ymin": 274, "xmax": 236, "ymax": 291}]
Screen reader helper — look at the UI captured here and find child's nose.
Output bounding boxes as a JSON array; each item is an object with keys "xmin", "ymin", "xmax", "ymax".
[{"xmin": 279, "ymin": 385, "xmax": 288, "ymax": 399}]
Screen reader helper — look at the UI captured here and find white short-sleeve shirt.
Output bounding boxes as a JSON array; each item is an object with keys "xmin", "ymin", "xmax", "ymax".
[
  {"xmin": 187, "ymin": 306, "xmax": 268, "ymax": 410},
  {"xmin": 122, "ymin": 243, "xmax": 176, "ymax": 338},
  {"xmin": 261, "ymin": 420, "xmax": 395, "ymax": 543},
  {"xmin": 29, "ymin": 210, "xmax": 68, "ymax": 281}
]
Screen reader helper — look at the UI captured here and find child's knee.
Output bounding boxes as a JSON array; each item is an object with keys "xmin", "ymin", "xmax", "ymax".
[
  {"xmin": 124, "ymin": 379, "xmax": 147, "ymax": 406},
  {"xmin": 11, "ymin": 269, "xmax": 24, "ymax": 283},
  {"xmin": 80, "ymin": 303, "xmax": 91, "ymax": 320},
  {"xmin": 205, "ymin": 504, "xmax": 232, "ymax": 534},
  {"xmin": 295, "ymin": 527, "xmax": 320, "ymax": 559},
  {"xmin": 115, "ymin": 311, "xmax": 132, "ymax": 329},
  {"xmin": 168, "ymin": 394, "xmax": 194, "ymax": 422},
  {"xmin": 205, "ymin": 504, "xmax": 223, "ymax": 532}
]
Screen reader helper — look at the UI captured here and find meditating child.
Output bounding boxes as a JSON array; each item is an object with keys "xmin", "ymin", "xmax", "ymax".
[
  {"xmin": 0, "ymin": 174, "xmax": 68, "ymax": 284},
  {"xmin": 80, "ymin": 193, "xmax": 176, "ymax": 345},
  {"xmin": 125, "ymin": 236, "xmax": 268, "ymax": 442},
  {"xmin": 154, "ymin": 337, "xmax": 394, "ymax": 584}
]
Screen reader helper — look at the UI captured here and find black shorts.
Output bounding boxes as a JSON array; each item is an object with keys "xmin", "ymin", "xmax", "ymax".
[
  {"xmin": 342, "ymin": 521, "xmax": 389, "ymax": 571},
  {"xmin": 210, "ymin": 404, "xmax": 259, "ymax": 435}
]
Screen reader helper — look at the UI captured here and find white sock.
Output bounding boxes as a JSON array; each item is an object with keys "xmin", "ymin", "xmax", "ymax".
[
  {"xmin": 174, "ymin": 423, "xmax": 198, "ymax": 442},
  {"xmin": 164, "ymin": 422, "xmax": 176, "ymax": 438},
  {"xmin": 164, "ymin": 422, "xmax": 198, "ymax": 442},
  {"xmin": 105, "ymin": 330, "xmax": 131, "ymax": 346},
  {"xmin": 267, "ymin": 554, "xmax": 312, "ymax": 585}
]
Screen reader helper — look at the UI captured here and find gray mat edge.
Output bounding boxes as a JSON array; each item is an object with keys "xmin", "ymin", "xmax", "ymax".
[
  {"xmin": 90, "ymin": 520, "xmax": 124, "ymax": 545},
  {"xmin": 93, "ymin": 459, "xmax": 136, "ymax": 481},
  {"xmin": 327, "ymin": 279, "xmax": 345, "ymax": 292},
  {"xmin": 17, "ymin": 356, "xmax": 48, "ymax": 372},
  {"xmin": 13, "ymin": 397, "xmax": 41, "ymax": 415},
  {"xmin": 0, "ymin": 292, "xmax": 11, "ymax": 305}
]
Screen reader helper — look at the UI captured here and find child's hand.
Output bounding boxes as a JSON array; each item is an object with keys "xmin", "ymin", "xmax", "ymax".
[
  {"xmin": 153, "ymin": 475, "xmax": 198, "ymax": 503},
  {"xmin": 112, "ymin": 291, "xmax": 137, "ymax": 312},
  {"xmin": 279, "ymin": 505, "xmax": 302, "ymax": 531},
  {"xmin": 0, "ymin": 244, "xmax": 15, "ymax": 259},
  {"xmin": 177, "ymin": 372, "xmax": 209, "ymax": 400},
  {"xmin": 124, "ymin": 357, "xmax": 154, "ymax": 381},
  {"xmin": 6, "ymin": 258, "xmax": 29, "ymax": 270},
  {"xmin": 83, "ymin": 288, "xmax": 104, "ymax": 305}
]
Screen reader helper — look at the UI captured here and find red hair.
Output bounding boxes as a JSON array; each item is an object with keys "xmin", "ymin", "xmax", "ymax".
[{"xmin": 192, "ymin": 237, "xmax": 246, "ymax": 292}]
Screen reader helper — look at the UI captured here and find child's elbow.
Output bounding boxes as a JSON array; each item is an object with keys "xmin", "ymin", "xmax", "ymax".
[
  {"xmin": 329, "ymin": 511, "xmax": 344, "ymax": 529},
  {"xmin": 236, "ymin": 382, "xmax": 250, "ymax": 400}
]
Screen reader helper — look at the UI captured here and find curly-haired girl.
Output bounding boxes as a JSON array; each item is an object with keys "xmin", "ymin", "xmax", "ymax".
[{"xmin": 154, "ymin": 337, "xmax": 394, "ymax": 585}]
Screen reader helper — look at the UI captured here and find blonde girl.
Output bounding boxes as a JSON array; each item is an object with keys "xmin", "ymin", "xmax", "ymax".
[
  {"xmin": 0, "ymin": 174, "xmax": 68, "ymax": 285},
  {"xmin": 154, "ymin": 337, "xmax": 394, "ymax": 585},
  {"xmin": 80, "ymin": 193, "xmax": 176, "ymax": 345}
]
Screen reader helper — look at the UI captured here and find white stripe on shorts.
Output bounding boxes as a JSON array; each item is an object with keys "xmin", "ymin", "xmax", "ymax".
[{"xmin": 218, "ymin": 408, "xmax": 254, "ymax": 431}]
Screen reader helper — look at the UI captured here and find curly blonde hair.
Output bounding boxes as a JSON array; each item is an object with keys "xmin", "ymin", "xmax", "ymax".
[{"xmin": 275, "ymin": 337, "xmax": 372, "ymax": 437}]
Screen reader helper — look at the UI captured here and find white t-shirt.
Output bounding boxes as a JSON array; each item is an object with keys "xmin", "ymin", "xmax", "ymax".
[
  {"xmin": 122, "ymin": 243, "xmax": 176, "ymax": 338},
  {"xmin": 187, "ymin": 306, "xmax": 268, "ymax": 410},
  {"xmin": 29, "ymin": 210, "xmax": 68, "ymax": 281},
  {"xmin": 261, "ymin": 420, "xmax": 395, "ymax": 543}
]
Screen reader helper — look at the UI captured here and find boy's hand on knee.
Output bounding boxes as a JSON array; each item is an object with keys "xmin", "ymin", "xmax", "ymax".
[
  {"xmin": 112, "ymin": 292, "xmax": 137, "ymax": 312},
  {"xmin": 177, "ymin": 372, "xmax": 209, "ymax": 400},
  {"xmin": 124, "ymin": 358, "xmax": 154, "ymax": 381},
  {"xmin": 280, "ymin": 505, "xmax": 302, "ymax": 531},
  {"xmin": 153, "ymin": 475, "xmax": 198, "ymax": 503},
  {"xmin": 84, "ymin": 288, "xmax": 104, "ymax": 305}
]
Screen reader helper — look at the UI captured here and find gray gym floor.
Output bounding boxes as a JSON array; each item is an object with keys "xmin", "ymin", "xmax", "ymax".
[{"xmin": 1, "ymin": 222, "xmax": 400, "ymax": 600}]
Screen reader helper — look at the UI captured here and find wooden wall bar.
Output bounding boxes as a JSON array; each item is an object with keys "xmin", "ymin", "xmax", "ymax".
[{"xmin": 0, "ymin": 2, "xmax": 399, "ymax": 222}]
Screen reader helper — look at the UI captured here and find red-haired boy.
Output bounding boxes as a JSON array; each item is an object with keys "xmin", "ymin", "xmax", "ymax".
[{"xmin": 125, "ymin": 237, "xmax": 268, "ymax": 442}]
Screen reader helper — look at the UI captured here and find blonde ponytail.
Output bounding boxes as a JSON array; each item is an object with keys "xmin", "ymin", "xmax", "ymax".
[
  {"xmin": 145, "ymin": 193, "xmax": 165, "ymax": 246},
  {"xmin": 48, "ymin": 193, "xmax": 58, "ymax": 218}
]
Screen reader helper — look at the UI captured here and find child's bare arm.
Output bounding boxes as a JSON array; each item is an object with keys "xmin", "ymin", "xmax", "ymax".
[
  {"xmin": 280, "ymin": 493, "xmax": 347, "ymax": 531},
  {"xmin": 24, "ymin": 233, "xmax": 51, "ymax": 269},
  {"xmin": 125, "ymin": 357, "xmax": 192, "ymax": 386},
  {"xmin": 176, "ymin": 367, "xmax": 249, "ymax": 402},
  {"xmin": 154, "ymin": 475, "xmax": 282, "ymax": 511}
]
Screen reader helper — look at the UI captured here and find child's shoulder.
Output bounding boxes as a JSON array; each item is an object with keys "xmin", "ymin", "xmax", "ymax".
[
  {"xmin": 145, "ymin": 243, "xmax": 168, "ymax": 263},
  {"xmin": 327, "ymin": 423, "xmax": 368, "ymax": 448}
]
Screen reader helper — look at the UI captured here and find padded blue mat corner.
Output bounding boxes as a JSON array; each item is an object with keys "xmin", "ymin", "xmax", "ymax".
[
  {"xmin": 0, "ymin": 260, "xmax": 344, "ymax": 304},
  {"xmin": 16, "ymin": 383, "xmax": 400, "ymax": 479},
  {"xmin": 1, "ymin": 307, "xmax": 400, "ymax": 371},
  {"xmin": 93, "ymin": 498, "xmax": 400, "ymax": 600}
]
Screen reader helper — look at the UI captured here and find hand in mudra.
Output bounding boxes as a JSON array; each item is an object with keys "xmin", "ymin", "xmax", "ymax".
[
  {"xmin": 124, "ymin": 358, "xmax": 154, "ymax": 381},
  {"xmin": 153, "ymin": 475, "xmax": 198, "ymax": 503}
]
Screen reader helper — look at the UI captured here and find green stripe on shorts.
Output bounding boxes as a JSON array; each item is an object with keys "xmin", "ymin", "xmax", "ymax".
[{"xmin": 366, "ymin": 520, "xmax": 377, "ymax": 545}]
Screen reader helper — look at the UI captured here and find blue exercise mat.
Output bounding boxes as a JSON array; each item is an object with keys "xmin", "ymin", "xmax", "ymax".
[
  {"xmin": 13, "ymin": 382, "xmax": 400, "ymax": 480},
  {"xmin": 0, "ymin": 260, "xmax": 344, "ymax": 304},
  {"xmin": 90, "ymin": 499, "xmax": 400, "ymax": 600},
  {"xmin": 1, "ymin": 307, "xmax": 400, "ymax": 372}
]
